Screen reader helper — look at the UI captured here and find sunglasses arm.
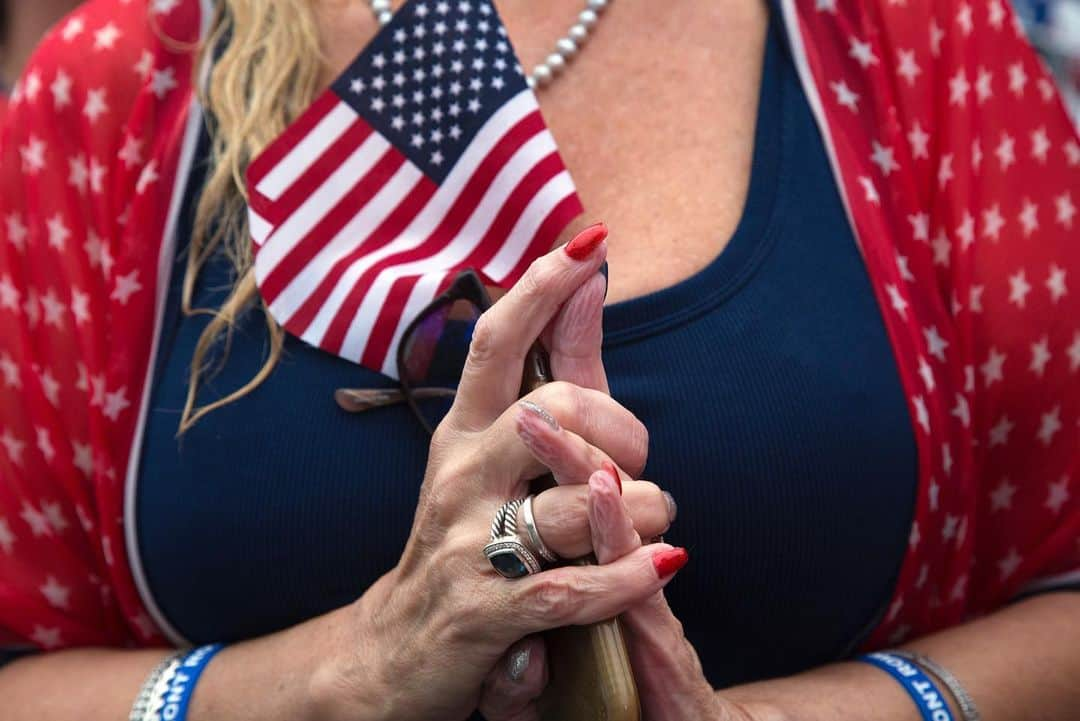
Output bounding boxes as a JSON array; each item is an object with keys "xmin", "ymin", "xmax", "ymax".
[{"xmin": 335, "ymin": 386, "xmax": 456, "ymax": 413}]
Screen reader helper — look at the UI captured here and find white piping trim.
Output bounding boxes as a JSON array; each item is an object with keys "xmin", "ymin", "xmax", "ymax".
[
  {"xmin": 123, "ymin": 101, "xmax": 202, "ymax": 647},
  {"xmin": 1017, "ymin": 568, "xmax": 1080, "ymax": 596},
  {"xmin": 778, "ymin": 0, "xmax": 864, "ymax": 258},
  {"xmin": 123, "ymin": 0, "xmax": 214, "ymax": 647}
]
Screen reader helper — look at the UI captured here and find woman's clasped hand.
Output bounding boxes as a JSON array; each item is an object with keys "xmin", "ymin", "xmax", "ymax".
[{"xmin": 303, "ymin": 228, "xmax": 695, "ymax": 721}]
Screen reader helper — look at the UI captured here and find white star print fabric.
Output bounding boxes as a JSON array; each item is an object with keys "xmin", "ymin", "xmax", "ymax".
[
  {"xmin": 781, "ymin": 0, "xmax": 1078, "ymax": 647},
  {"xmin": 0, "ymin": 0, "xmax": 201, "ymax": 648},
  {"xmin": 0, "ymin": 0, "xmax": 1075, "ymax": 657}
]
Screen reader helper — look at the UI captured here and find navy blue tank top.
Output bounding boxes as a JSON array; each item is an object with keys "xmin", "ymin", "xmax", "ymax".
[{"xmin": 135, "ymin": 16, "xmax": 917, "ymax": 689}]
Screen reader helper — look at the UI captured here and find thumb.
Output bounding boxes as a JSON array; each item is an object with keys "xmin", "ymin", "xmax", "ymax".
[
  {"xmin": 477, "ymin": 636, "xmax": 547, "ymax": 721},
  {"xmin": 543, "ymin": 268, "xmax": 609, "ymax": 393}
]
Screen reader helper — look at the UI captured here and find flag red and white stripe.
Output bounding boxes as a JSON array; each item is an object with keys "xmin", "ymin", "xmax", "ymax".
[{"xmin": 246, "ymin": 2, "xmax": 582, "ymax": 376}]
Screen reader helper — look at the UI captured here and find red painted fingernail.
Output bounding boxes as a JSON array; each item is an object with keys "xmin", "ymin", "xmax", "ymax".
[
  {"xmin": 652, "ymin": 547, "xmax": 689, "ymax": 578},
  {"xmin": 564, "ymin": 222, "xmax": 608, "ymax": 260},
  {"xmin": 601, "ymin": 460, "xmax": 621, "ymax": 495}
]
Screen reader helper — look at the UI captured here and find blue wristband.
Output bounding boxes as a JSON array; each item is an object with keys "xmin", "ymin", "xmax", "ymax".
[
  {"xmin": 859, "ymin": 652, "xmax": 955, "ymax": 721},
  {"xmin": 159, "ymin": 644, "xmax": 224, "ymax": 721}
]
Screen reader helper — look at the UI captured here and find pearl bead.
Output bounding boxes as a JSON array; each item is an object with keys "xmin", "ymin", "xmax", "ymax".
[
  {"xmin": 568, "ymin": 23, "xmax": 588, "ymax": 43},
  {"xmin": 555, "ymin": 38, "xmax": 577, "ymax": 58},
  {"xmin": 532, "ymin": 64, "xmax": 553, "ymax": 86},
  {"xmin": 365, "ymin": 1, "xmax": 611, "ymax": 92}
]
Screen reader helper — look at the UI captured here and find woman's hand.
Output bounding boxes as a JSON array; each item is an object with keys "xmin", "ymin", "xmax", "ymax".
[
  {"xmin": 479, "ymin": 464, "xmax": 769, "ymax": 721},
  {"xmin": 586, "ymin": 466, "xmax": 758, "ymax": 721},
  {"xmin": 309, "ymin": 229, "xmax": 684, "ymax": 721},
  {"xmin": 479, "ymin": 380, "xmax": 765, "ymax": 721}
]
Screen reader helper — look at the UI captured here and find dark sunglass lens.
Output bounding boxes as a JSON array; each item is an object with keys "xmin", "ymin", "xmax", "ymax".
[
  {"xmin": 402, "ymin": 304, "xmax": 452, "ymax": 383},
  {"xmin": 401, "ymin": 298, "xmax": 482, "ymax": 431}
]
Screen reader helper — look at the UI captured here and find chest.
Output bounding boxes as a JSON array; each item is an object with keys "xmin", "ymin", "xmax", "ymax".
[
  {"xmin": 134, "ymin": 31, "xmax": 917, "ymax": 686},
  {"xmin": 527, "ymin": 4, "xmax": 768, "ymax": 303},
  {"xmin": 317, "ymin": 1, "xmax": 769, "ymax": 303}
]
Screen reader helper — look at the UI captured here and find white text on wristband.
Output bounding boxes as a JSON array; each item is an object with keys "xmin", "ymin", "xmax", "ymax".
[{"xmin": 859, "ymin": 651, "xmax": 955, "ymax": 721}]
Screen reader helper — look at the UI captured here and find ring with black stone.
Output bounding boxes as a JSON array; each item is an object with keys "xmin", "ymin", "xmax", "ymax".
[{"xmin": 483, "ymin": 498, "xmax": 543, "ymax": 579}]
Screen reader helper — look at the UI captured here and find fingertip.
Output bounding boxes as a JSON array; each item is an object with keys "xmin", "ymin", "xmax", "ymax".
[
  {"xmin": 507, "ymin": 646, "xmax": 531, "ymax": 681},
  {"xmin": 586, "ymin": 470, "xmax": 610, "ymax": 521},
  {"xmin": 652, "ymin": 546, "xmax": 689, "ymax": 579},
  {"xmin": 518, "ymin": 400, "xmax": 559, "ymax": 431},
  {"xmin": 515, "ymin": 404, "xmax": 558, "ymax": 459},
  {"xmin": 480, "ymin": 636, "xmax": 548, "ymax": 719},
  {"xmin": 587, "ymin": 468, "xmax": 619, "ymax": 501},
  {"xmin": 601, "ymin": 460, "xmax": 622, "ymax": 495},
  {"xmin": 563, "ymin": 222, "xmax": 608, "ymax": 261},
  {"xmin": 586, "ymin": 472, "xmax": 618, "ymax": 563}
]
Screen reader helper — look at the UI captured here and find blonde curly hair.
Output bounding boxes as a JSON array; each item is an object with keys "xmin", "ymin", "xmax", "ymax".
[{"xmin": 179, "ymin": 0, "xmax": 324, "ymax": 432}]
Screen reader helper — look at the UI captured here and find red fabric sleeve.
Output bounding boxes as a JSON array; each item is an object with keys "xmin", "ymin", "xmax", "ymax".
[
  {"xmin": 0, "ymin": 0, "xmax": 201, "ymax": 650},
  {"xmin": 939, "ymin": 8, "xmax": 1080, "ymax": 597},
  {"xmin": 786, "ymin": 0, "xmax": 1079, "ymax": 647}
]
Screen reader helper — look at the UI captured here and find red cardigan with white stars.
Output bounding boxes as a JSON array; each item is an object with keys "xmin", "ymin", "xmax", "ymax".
[{"xmin": 0, "ymin": 0, "xmax": 1076, "ymax": 653}]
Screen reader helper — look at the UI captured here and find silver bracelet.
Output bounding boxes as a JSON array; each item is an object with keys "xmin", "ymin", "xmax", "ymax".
[
  {"xmin": 892, "ymin": 650, "xmax": 981, "ymax": 721},
  {"xmin": 129, "ymin": 652, "xmax": 183, "ymax": 721}
]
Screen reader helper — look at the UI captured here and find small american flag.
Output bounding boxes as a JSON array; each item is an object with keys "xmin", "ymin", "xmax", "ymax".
[{"xmin": 246, "ymin": 0, "xmax": 582, "ymax": 376}]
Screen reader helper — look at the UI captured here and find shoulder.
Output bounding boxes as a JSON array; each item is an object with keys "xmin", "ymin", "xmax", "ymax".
[
  {"xmin": 25, "ymin": 0, "xmax": 206, "ymax": 71},
  {"xmin": 5, "ymin": 0, "xmax": 204, "ymax": 157}
]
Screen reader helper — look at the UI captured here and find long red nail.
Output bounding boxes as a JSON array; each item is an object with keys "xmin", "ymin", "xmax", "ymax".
[
  {"xmin": 564, "ymin": 222, "xmax": 608, "ymax": 260},
  {"xmin": 601, "ymin": 460, "xmax": 621, "ymax": 495},
  {"xmin": 652, "ymin": 548, "xmax": 689, "ymax": 578}
]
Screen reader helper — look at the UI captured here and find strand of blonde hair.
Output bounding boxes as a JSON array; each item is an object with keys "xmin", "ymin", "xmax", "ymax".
[{"xmin": 179, "ymin": 0, "xmax": 324, "ymax": 433}]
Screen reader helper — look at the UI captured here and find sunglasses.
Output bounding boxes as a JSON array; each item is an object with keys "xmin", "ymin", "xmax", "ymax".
[{"xmin": 335, "ymin": 269, "xmax": 500, "ymax": 434}]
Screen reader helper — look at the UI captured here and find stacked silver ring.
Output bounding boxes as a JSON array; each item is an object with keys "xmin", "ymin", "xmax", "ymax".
[
  {"xmin": 521, "ymin": 494, "xmax": 559, "ymax": 563},
  {"xmin": 483, "ymin": 498, "xmax": 543, "ymax": 578}
]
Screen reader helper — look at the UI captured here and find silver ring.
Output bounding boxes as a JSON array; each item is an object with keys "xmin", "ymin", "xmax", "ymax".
[
  {"xmin": 521, "ymin": 495, "xmax": 559, "ymax": 563},
  {"xmin": 483, "ymin": 499, "xmax": 542, "ymax": 579}
]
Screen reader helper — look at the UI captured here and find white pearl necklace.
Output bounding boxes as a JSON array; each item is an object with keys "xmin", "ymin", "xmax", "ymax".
[{"xmin": 367, "ymin": 0, "xmax": 610, "ymax": 90}]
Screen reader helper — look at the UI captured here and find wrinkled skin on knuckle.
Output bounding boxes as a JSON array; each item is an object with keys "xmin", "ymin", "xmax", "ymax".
[
  {"xmin": 538, "ymin": 487, "xmax": 587, "ymax": 541},
  {"xmin": 375, "ymin": 573, "xmax": 501, "ymax": 720},
  {"xmin": 635, "ymin": 479, "xmax": 670, "ymax": 532},
  {"xmin": 403, "ymin": 551, "xmax": 502, "ymax": 671},
  {"xmin": 409, "ymin": 445, "xmax": 491, "ymax": 565},
  {"xmin": 466, "ymin": 312, "xmax": 499, "ymax": 371},
  {"xmin": 484, "ymin": 579, "xmax": 524, "ymax": 631},
  {"xmin": 442, "ymin": 523, "xmax": 491, "ymax": 577},
  {"xmin": 436, "ymin": 575, "xmax": 491, "ymax": 645},
  {"xmin": 415, "ymin": 469, "xmax": 463, "ymax": 534},
  {"xmin": 431, "ymin": 436, "xmax": 486, "ymax": 494},
  {"xmin": 514, "ymin": 260, "xmax": 554, "ymax": 308},
  {"xmin": 626, "ymin": 416, "xmax": 650, "ymax": 477},
  {"xmin": 533, "ymin": 380, "xmax": 584, "ymax": 428},
  {"xmin": 522, "ymin": 573, "xmax": 584, "ymax": 626},
  {"xmin": 427, "ymin": 418, "xmax": 462, "ymax": 462},
  {"xmin": 449, "ymin": 578, "xmax": 533, "ymax": 655}
]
